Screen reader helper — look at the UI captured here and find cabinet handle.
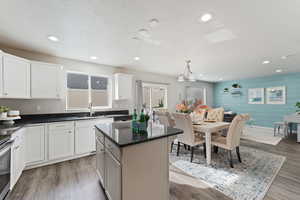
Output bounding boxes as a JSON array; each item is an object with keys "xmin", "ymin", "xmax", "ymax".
[
  {"xmin": 14, "ymin": 145, "xmax": 20, "ymax": 150},
  {"xmin": 3, "ymin": 93, "xmax": 8, "ymax": 96},
  {"xmin": 68, "ymin": 131, "xmax": 72, "ymax": 133}
]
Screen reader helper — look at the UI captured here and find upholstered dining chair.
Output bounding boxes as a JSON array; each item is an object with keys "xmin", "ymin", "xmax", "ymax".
[
  {"xmin": 156, "ymin": 111, "xmax": 177, "ymax": 153},
  {"xmin": 212, "ymin": 114, "xmax": 250, "ymax": 168},
  {"xmin": 190, "ymin": 109, "xmax": 207, "ymax": 124},
  {"xmin": 206, "ymin": 107, "xmax": 225, "ymax": 122},
  {"xmin": 156, "ymin": 111, "xmax": 175, "ymax": 127},
  {"xmin": 172, "ymin": 113, "xmax": 206, "ymax": 162}
]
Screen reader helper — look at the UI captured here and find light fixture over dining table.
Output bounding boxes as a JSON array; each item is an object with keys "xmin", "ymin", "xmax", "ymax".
[{"xmin": 177, "ymin": 60, "xmax": 196, "ymax": 82}]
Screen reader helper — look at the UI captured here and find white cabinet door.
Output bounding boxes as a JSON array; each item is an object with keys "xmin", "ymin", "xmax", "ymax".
[
  {"xmin": 75, "ymin": 120, "xmax": 96, "ymax": 155},
  {"xmin": 0, "ymin": 52, "xmax": 3, "ymax": 96},
  {"xmin": 114, "ymin": 73, "xmax": 133, "ymax": 100},
  {"xmin": 48, "ymin": 122, "xmax": 75, "ymax": 160},
  {"xmin": 96, "ymin": 137, "xmax": 105, "ymax": 186},
  {"xmin": 11, "ymin": 129, "xmax": 26, "ymax": 189},
  {"xmin": 105, "ymin": 150, "xmax": 121, "ymax": 200},
  {"xmin": 3, "ymin": 54, "xmax": 30, "ymax": 98},
  {"xmin": 25, "ymin": 125, "xmax": 45, "ymax": 164},
  {"xmin": 31, "ymin": 61, "xmax": 63, "ymax": 99}
]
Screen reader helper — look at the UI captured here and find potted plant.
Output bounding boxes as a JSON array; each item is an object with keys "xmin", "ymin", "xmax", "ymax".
[
  {"xmin": 0, "ymin": 106, "xmax": 10, "ymax": 118},
  {"xmin": 232, "ymin": 83, "xmax": 241, "ymax": 88},
  {"xmin": 296, "ymin": 102, "xmax": 300, "ymax": 114}
]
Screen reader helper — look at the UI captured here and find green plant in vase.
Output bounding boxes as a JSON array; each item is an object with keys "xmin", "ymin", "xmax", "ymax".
[{"xmin": 0, "ymin": 106, "xmax": 10, "ymax": 118}]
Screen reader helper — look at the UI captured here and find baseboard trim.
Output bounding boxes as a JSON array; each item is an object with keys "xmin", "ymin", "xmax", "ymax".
[
  {"xmin": 25, "ymin": 152, "xmax": 96, "ymax": 170},
  {"xmin": 245, "ymin": 125, "xmax": 273, "ymax": 131}
]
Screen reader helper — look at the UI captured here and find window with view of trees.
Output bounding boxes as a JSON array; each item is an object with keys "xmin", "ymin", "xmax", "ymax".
[{"xmin": 66, "ymin": 72, "xmax": 111, "ymax": 110}]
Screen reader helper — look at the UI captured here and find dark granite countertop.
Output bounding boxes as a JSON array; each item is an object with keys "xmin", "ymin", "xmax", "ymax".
[
  {"xmin": 18, "ymin": 110, "xmax": 130, "ymax": 124},
  {"xmin": 95, "ymin": 122, "xmax": 183, "ymax": 148},
  {"xmin": 0, "ymin": 110, "xmax": 131, "ymax": 136}
]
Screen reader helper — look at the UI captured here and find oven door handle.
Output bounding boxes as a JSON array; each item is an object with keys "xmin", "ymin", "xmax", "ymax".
[{"xmin": 0, "ymin": 144, "xmax": 11, "ymax": 157}]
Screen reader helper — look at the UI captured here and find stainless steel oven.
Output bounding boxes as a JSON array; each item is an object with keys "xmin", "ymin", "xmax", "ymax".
[{"xmin": 0, "ymin": 143, "xmax": 11, "ymax": 200}]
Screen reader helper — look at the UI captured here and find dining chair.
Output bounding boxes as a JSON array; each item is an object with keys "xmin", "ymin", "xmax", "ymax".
[
  {"xmin": 212, "ymin": 114, "xmax": 250, "ymax": 168},
  {"xmin": 206, "ymin": 107, "xmax": 224, "ymax": 122},
  {"xmin": 190, "ymin": 109, "xmax": 207, "ymax": 124},
  {"xmin": 156, "ymin": 111, "xmax": 175, "ymax": 127},
  {"xmin": 172, "ymin": 113, "xmax": 206, "ymax": 162},
  {"xmin": 156, "ymin": 111, "xmax": 177, "ymax": 153}
]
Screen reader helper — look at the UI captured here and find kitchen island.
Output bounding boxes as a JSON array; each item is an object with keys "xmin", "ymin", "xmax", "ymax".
[{"xmin": 95, "ymin": 122, "xmax": 183, "ymax": 200}]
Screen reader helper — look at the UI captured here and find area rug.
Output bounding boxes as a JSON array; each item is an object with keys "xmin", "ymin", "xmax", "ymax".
[
  {"xmin": 170, "ymin": 146, "xmax": 285, "ymax": 200},
  {"xmin": 242, "ymin": 126, "xmax": 283, "ymax": 146}
]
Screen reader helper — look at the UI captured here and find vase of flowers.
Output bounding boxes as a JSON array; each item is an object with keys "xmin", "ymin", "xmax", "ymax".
[{"xmin": 176, "ymin": 101, "xmax": 190, "ymax": 113}]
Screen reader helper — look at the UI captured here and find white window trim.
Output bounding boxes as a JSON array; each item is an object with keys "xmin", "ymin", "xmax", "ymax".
[
  {"xmin": 142, "ymin": 82, "xmax": 168, "ymax": 110},
  {"xmin": 66, "ymin": 71, "xmax": 112, "ymax": 111}
]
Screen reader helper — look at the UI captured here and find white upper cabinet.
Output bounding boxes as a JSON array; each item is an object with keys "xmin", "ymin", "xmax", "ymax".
[
  {"xmin": 31, "ymin": 61, "xmax": 63, "ymax": 99},
  {"xmin": 114, "ymin": 73, "xmax": 133, "ymax": 100},
  {"xmin": 2, "ymin": 53, "xmax": 30, "ymax": 98},
  {"xmin": 0, "ymin": 51, "xmax": 3, "ymax": 95}
]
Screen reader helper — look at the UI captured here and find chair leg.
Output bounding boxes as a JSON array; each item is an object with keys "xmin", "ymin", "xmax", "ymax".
[
  {"xmin": 177, "ymin": 142, "xmax": 180, "ymax": 156},
  {"xmin": 203, "ymin": 143, "xmax": 206, "ymax": 158},
  {"xmin": 274, "ymin": 126, "xmax": 276, "ymax": 136},
  {"xmin": 187, "ymin": 146, "xmax": 191, "ymax": 151},
  {"xmin": 213, "ymin": 146, "xmax": 219, "ymax": 154},
  {"xmin": 236, "ymin": 147, "xmax": 242, "ymax": 163},
  {"xmin": 170, "ymin": 141, "xmax": 174, "ymax": 153},
  {"xmin": 184, "ymin": 144, "xmax": 187, "ymax": 150},
  {"xmin": 228, "ymin": 150, "xmax": 234, "ymax": 168},
  {"xmin": 190, "ymin": 146, "xmax": 194, "ymax": 162}
]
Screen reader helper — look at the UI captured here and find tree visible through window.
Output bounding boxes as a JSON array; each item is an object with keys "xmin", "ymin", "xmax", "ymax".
[{"xmin": 66, "ymin": 72, "xmax": 111, "ymax": 110}]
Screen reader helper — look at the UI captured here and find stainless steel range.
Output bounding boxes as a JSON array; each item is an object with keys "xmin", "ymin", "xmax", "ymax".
[{"xmin": 0, "ymin": 135, "xmax": 12, "ymax": 200}]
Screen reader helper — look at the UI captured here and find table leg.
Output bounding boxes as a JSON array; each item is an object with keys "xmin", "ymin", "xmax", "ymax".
[
  {"xmin": 297, "ymin": 124, "xmax": 300, "ymax": 143},
  {"xmin": 205, "ymin": 131, "xmax": 211, "ymax": 165}
]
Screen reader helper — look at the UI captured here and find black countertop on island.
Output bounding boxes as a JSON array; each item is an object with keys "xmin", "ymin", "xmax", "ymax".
[{"xmin": 95, "ymin": 122, "xmax": 183, "ymax": 148}]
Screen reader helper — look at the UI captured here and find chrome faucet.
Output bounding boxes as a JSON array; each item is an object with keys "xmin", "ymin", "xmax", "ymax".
[{"xmin": 89, "ymin": 102, "xmax": 94, "ymax": 117}]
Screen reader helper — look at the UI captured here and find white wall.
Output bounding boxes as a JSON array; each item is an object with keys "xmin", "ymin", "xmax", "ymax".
[{"xmin": 0, "ymin": 46, "xmax": 214, "ymax": 114}]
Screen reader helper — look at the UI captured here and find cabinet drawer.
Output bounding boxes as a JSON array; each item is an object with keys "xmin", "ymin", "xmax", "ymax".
[
  {"xmin": 48, "ymin": 122, "xmax": 74, "ymax": 131},
  {"xmin": 105, "ymin": 138, "xmax": 121, "ymax": 162}
]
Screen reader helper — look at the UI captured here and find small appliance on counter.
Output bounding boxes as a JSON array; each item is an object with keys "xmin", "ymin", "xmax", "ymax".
[{"xmin": 0, "ymin": 107, "xmax": 21, "ymax": 125}]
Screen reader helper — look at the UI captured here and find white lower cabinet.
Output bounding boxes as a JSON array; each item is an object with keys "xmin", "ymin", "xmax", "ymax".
[
  {"xmin": 11, "ymin": 128, "xmax": 26, "ymax": 189},
  {"xmin": 48, "ymin": 122, "xmax": 75, "ymax": 160},
  {"xmin": 105, "ymin": 150, "xmax": 121, "ymax": 200},
  {"xmin": 75, "ymin": 120, "xmax": 97, "ymax": 155},
  {"xmin": 25, "ymin": 125, "xmax": 45, "ymax": 164}
]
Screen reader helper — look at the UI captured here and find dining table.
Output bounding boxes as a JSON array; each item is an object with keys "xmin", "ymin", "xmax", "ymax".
[{"xmin": 193, "ymin": 121, "xmax": 231, "ymax": 165}]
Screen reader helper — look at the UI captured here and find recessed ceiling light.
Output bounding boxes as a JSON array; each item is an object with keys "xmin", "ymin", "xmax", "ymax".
[
  {"xmin": 47, "ymin": 35, "xmax": 59, "ymax": 42},
  {"xmin": 90, "ymin": 56, "xmax": 98, "ymax": 60},
  {"xmin": 262, "ymin": 60, "xmax": 271, "ymax": 64},
  {"xmin": 219, "ymin": 78, "xmax": 223, "ymax": 81},
  {"xmin": 201, "ymin": 13, "xmax": 213, "ymax": 22},
  {"xmin": 134, "ymin": 57, "xmax": 140, "ymax": 61},
  {"xmin": 281, "ymin": 56, "xmax": 287, "ymax": 60},
  {"xmin": 275, "ymin": 69, "xmax": 283, "ymax": 73}
]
